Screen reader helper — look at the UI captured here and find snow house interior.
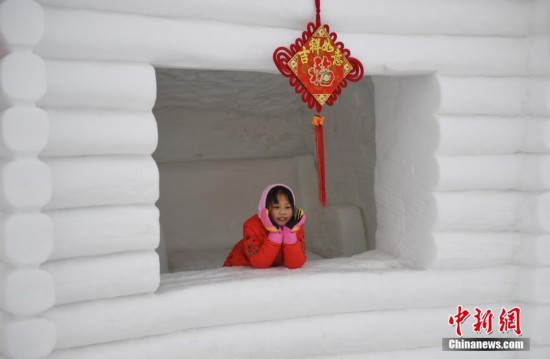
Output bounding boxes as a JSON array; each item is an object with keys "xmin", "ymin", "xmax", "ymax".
[{"xmin": 152, "ymin": 68, "xmax": 379, "ymax": 272}]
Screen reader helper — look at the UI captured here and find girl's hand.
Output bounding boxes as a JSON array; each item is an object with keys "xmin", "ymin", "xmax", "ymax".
[
  {"xmin": 282, "ymin": 226, "xmax": 298, "ymax": 245},
  {"xmin": 259, "ymin": 208, "xmax": 279, "ymax": 233},
  {"xmin": 283, "ymin": 209, "xmax": 306, "ymax": 245},
  {"xmin": 286, "ymin": 208, "xmax": 306, "ymax": 232}
]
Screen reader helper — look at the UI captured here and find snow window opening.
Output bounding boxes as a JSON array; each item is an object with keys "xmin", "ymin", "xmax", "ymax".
[{"xmin": 153, "ymin": 68, "xmax": 379, "ymax": 273}]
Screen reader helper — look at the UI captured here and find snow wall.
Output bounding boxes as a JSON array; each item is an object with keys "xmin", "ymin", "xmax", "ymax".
[{"xmin": 0, "ymin": 0, "xmax": 549, "ymax": 358}]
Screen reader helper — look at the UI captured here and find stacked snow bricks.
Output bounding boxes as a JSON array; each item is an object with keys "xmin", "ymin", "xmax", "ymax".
[{"xmin": 1, "ymin": 0, "xmax": 549, "ymax": 358}]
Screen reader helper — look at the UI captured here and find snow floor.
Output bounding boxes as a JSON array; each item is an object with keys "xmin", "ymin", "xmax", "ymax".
[{"xmin": 160, "ymin": 250, "xmax": 408, "ymax": 292}]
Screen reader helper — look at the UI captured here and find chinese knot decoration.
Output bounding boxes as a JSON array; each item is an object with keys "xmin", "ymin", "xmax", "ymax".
[{"xmin": 273, "ymin": 0, "xmax": 364, "ymax": 206}]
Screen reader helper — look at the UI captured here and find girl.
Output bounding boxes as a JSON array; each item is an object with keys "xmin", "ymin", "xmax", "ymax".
[{"xmin": 223, "ymin": 183, "xmax": 307, "ymax": 269}]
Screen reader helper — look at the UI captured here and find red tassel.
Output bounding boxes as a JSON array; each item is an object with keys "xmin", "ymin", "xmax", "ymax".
[{"xmin": 312, "ymin": 115, "xmax": 326, "ymax": 207}]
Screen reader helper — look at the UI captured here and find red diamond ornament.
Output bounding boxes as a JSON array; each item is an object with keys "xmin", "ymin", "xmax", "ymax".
[
  {"xmin": 273, "ymin": 23, "xmax": 364, "ymax": 112},
  {"xmin": 273, "ymin": 20, "xmax": 364, "ymax": 207}
]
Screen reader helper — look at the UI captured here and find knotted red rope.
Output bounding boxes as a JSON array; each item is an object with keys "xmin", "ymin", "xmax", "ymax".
[
  {"xmin": 312, "ymin": 114, "xmax": 326, "ymax": 207},
  {"xmin": 315, "ymin": 0, "xmax": 321, "ymax": 27},
  {"xmin": 272, "ymin": 0, "xmax": 364, "ymax": 207}
]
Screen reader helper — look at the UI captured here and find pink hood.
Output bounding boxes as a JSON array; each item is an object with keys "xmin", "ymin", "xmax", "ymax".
[{"xmin": 257, "ymin": 183, "xmax": 296, "ymax": 217}]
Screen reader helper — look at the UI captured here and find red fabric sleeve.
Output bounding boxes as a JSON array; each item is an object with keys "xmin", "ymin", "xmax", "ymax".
[
  {"xmin": 242, "ymin": 218, "xmax": 282, "ymax": 268},
  {"xmin": 283, "ymin": 227, "xmax": 306, "ymax": 269}
]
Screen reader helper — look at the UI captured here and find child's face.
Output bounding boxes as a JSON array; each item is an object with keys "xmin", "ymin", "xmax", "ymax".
[{"xmin": 268, "ymin": 193, "xmax": 293, "ymax": 227}]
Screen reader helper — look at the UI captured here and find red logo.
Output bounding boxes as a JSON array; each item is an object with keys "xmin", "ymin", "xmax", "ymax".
[{"xmin": 449, "ymin": 306, "xmax": 522, "ymax": 337}]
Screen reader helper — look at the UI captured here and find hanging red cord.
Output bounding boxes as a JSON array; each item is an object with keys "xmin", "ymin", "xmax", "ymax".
[
  {"xmin": 312, "ymin": 114, "xmax": 326, "ymax": 206},
  {"xmin": 315, "ymin": 0, "xmax": 321, "ymax": 27},
  {"xmin": 272, "ymin": 0, "xmax": 364, "ymax": 207}
]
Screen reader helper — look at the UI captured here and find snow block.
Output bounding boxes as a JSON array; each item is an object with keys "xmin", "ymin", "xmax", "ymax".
[
  {"xmin": 431, "ymin": 232, "xmax": 519, "ymax": 269},
  {"xmin": 438, "ymin": 116, "xmax": 550, "ymax": 155},
  {"xmin": 39, "ymin": 60, "xmax": 156, "ymax": 111},
  {"xmin": 436, "ymin": 115, "xmax": 524, "ymax": 155},
  {"xmin": 0, "ymin": 0, "xmax": 44, "ymax": 49},
  {"xmin": 0, "ymin": 107, "xmax": 49, "ymax": 157},
  {"xmin": 373, "ymin": 75, "xmax": 439, "ymax": 266},
  {"xmin": 0, "ymin": 52, "xmax": 46, "ymax": 107},
  {"xmin": 527, "ymin": 79, "xmax": 550, "ymax": 116},
  {"xmin": 524, "ymin": 118, "xmax": 550, "ymax": 153},
  {"xmin": 516, "ymin": 268, "xmax": 550, "ymax": 305},
  {"xmin": 347, "ymin": 34, "xmax": 526, "ymax": 76},
  {"xmin": 438, "ymin": 76, "xmax": 526, "ymax": 115},
  {"xmin": 35, "ymin": 6, "xmax": 525, "ymax": 76},
  {"xmin": 0, "ymin": 314, "xmax": 56, "ymax": 358},
  {"xmin": 527, "ymin": 36, "xmax": 550, "ymax": 76},
  {"xmin": 36, "ymin": 0, "xmax": 531, "ymax": 36},
  {"xmin": 0, "ymin": 213, "xmax": 53, "ymax": 265},
  {"xmin": 433, "ymin": 233, "xmax": 550, "ymax": 268},
  {"xmin": 47, "ymin": 205, "xmax": 159, "ymax": 260},
  {"xmin": 517, "ymin": 192, "xmax": 550, "ymax": 233},
  {"xmin": 45, "ymin": 266, "xmax": 516, "ymax": 349},
  {"xmin": 47, "ymin": 300, "xmax": 527, "ymax": 356},
  {"xmin": 45, "ymin": 307, "xmax": 452, "ymax": 358},
  {"xmin": 0, "ymin": 266, "xmax": 55, "ymax": 315},
  {"xmin": 42, "ymin": 109, "xmax": 157, "ymax": 157},
  {"xmin": 44, "ymin": 156, "xmax": 158, "ymax": 210},
  {"xmin": 326, "ymin": 205, "xmax": 367, "ymax": 257},
  {"xmin": 435, "ymin": 191, "xmax": 550, "ymax": 232},
  {"xmin": 436, "ymin": 154, "xmax": 550, "ymax": 191},
  {"xmin": 43, "ymin": 250, "xmax": 160, "ymax": 305},
  {"xmin": 0, "ymin": 159, "xmax": 51, "ymax": 209},
  {"xmin": 528, "ymin": 305, "xmax": 550, "ymax": 345},
  {"xmin": 516, "ymin": 235, "xmax": 550, "ymax": 266}
]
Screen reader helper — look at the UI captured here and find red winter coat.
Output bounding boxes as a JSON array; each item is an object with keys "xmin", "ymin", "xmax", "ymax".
[{"xmin": 223, "ymin": 215, "xmax": 306, "ymax": 269}]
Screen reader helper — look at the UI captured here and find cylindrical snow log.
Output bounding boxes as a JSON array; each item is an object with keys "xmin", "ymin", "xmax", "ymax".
[
  {"xmin": 515, "ymin": 235, "xmax": 550, "ymax": 266},
  {"xmin": 523, "ymin": 304, "xmax": 550, "ymax": 346},
  {"xmin": 45, "ymin": 266, "xmax": 517, "ymax": 350},
  {"xmin": 524, "ymin": 118, "xmax": 550, "ymax": 153},
  {"xmin": 37, "ymin": 0, "xmax": 530, "ymax": 36},
  {"xmin": 437, "ymin": 115, "xmax": 524, "ymax": 155},
  {"xmin": 433, "ymin": 233, "xmax": 550, "ymax": 268},
  {"xmin": 0, "ymin": 264, "xmax": 55, "ymax": 315},
  {"xmin": 436, "ymin": 154, "xmax": 550, "ymax": 191},
  {"xmin": 34, "ymin": 7, "xmax": 526, "ymax": 76},
  {"xmin": 51, "ymin": 345, "xmax": 444, "ymax": 359},
  {"xmin": 527, "ymin": 79, "xmax": 550, "ymax": 116},
  {"xmin": 44, "ymin": 155, "xmax": 158, "ymax": 210},
  {"xmin": 437, "ymin": 116, "xmax": 550, "ymax": 155},
  {"xmin": 0, "ymin": 52, "xmax": 47, "ymax": 108},
  {"xmin": 43, "ymin": 250, "xmax": 160, "ymax": 305},
  {"xmin": 42, "ymin": 307, "xmax": 460, "ymax": 358},
  {"xmin": 346, "ymin": 34, "xmax": 526, "ymax": 76},
  {"xmin": 515, "ymin": 267, "xmax": 550, "ymax": 305},
  {"xmin": 438, "ymin": 76, "xmax": 527, "ymax": 116},
  {"xmin": 0, "ymin": 0, "xmax": 45, "ymax": 50},
  {"xmin": 431, "ymin": 232, "xmax": 520, "ymax": 269},
  {"xmin": 528, "ymin": 35, "xmax": 550, "ymax": 76},
  {"xmin": 517, "ymin": 192, "xmax": 550, "ymax": 233},
  {"xmin": 0, "ymin": 212, "xmax": 53, "ymax": 265},
  {"xmin": 434, "ymin": 191, "xmax": 550, "ymax": 232},
  {"xmin": 0, "ymin": 159, "xmax": 52, "ymax": 210},
  {"xmin": 39, "ymin": 60, "xmax": 156, "ymax": 111},
  {"xmin": 47, "ymin": 205, "xmax": 159, "ymax": 260},
  {"xmin": 0, "ymin": 312, "xmax": 56, "ymax": 358},
  {"xmin": 41, "ymin": 109, "xmax": 157, "ymax": 158},
  {"xmin": 0, "ymin": 107, "xmax": 49, "ymax": 158},
  {"xmin": 47, "ymin": 302, "xmax": 540, "ymax": 359}
]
